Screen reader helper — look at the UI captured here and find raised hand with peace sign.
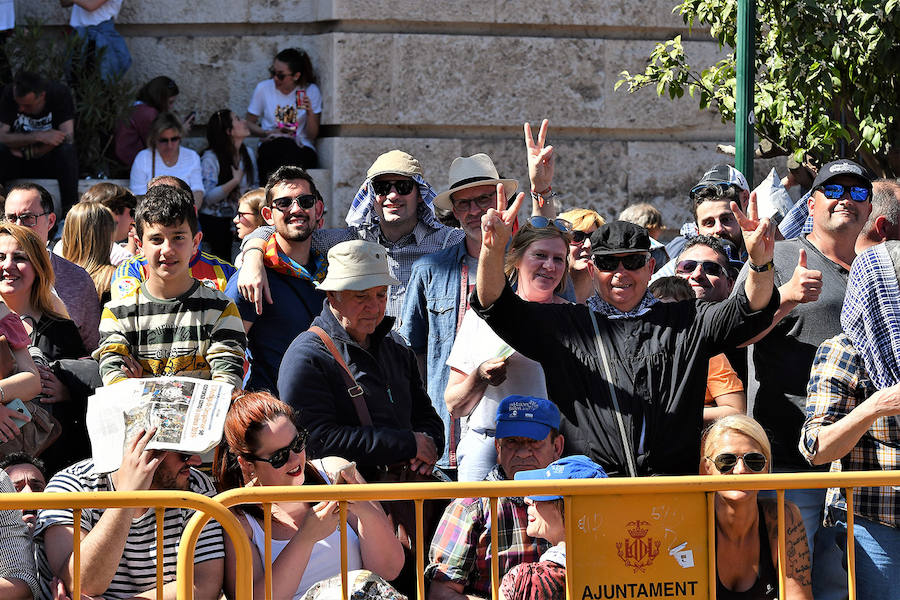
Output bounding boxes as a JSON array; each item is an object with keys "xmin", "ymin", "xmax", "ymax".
[
  {"xmin": 476, "ymin": 184, "xmax": 524, "ymax": 308},
  {"xmin": 732, "ymin": 191, "xmax": 778, "ymax": 311}
]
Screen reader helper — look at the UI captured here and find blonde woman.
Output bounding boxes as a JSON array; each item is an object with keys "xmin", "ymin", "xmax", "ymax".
[
  {"xmin": 558, "ymin": 208, "xmax": 604, "ymax": 304},
  {"xmin": 129, "ymin": 111, "xmax": 204, "ymax": 206},
  {"xmin": 702, "ymin": 415, "xmax": 812, "ymax": 599},
  {"xmin": 60, "ymin": 202, "xmax": 117, "ymax": 304}
]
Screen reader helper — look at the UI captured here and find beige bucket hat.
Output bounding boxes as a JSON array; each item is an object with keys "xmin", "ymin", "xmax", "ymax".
[
  {"xmin": 433, "ymin": 153, "xmax": 518, "ymax": 211},
  {"xmin": 366, "ymin": 150, "xmax": 423, "ymax": 180},
  {"xmin": 317, "ymin": 240, "xmax": 401, "ymax": 291}
]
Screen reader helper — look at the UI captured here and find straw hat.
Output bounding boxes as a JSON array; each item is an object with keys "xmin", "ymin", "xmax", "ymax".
[
  {"xmin": 317, "ymin": 240, "xmax": 401, "ymax": 291},
  {"xmin": 433, "ymin": 153, "xmax": 518, "ymax": 211}
]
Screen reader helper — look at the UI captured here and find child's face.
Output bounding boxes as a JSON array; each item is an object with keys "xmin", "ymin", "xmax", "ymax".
[{"xmin": 137, "ymin": 221, "xmax": 200, "ymax": 282}]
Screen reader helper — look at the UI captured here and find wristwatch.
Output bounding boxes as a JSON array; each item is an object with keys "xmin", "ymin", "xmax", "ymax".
[{"xmin": 747, "ymin": 260, "xmax": 774, "ymax": 272}]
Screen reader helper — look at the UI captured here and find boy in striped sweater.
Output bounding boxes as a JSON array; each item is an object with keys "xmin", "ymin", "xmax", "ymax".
[{"xmin": 93, "ymin": 185, "xmax": 246, "ymax": 388}]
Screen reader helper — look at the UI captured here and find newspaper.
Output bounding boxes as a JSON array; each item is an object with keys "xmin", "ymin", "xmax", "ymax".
[{"xmin": 86, "ymin": 377, "xmax": 233, "ymax": 473}]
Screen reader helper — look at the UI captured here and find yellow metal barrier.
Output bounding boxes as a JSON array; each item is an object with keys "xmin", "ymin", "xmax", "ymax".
[
  {"xmin": 0, "ymin": 490, "xmax": 253, "ymax": 600},
  {"xmin": 3, "ymin": 471, "xmax": 897, "ymax": 599}
]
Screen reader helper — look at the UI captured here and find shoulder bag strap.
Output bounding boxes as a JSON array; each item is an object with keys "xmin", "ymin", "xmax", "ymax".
[
  {"xmin": 308, "ymin": 326, "xmax": 373, "ymax": 427},
  {"xmin": 587, "ymin": 309, "xmax": 638, "ymax": 477}
]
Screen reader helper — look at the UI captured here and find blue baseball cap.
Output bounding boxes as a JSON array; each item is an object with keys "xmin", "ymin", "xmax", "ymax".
[
  {"xmin": 514, "ymin": 455, "xmax": 608, "ymax": 501},
  {"xmin": 495, "ymin": 395, "xmax": 561, "ymax": 441}
]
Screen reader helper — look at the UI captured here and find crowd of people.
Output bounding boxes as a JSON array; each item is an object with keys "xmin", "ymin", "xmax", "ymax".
[{"xmin": 0, "ymin": 45, "xmax": 898, "ymax": 600}]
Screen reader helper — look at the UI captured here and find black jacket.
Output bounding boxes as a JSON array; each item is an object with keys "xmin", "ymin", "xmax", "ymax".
[
  {"xmin": 278, "ymin": 301, "xmax": 445, "ymax": 477},
  {"xmin": 471, "ymin": 284, "xmax": 779, "ymax": 476}
]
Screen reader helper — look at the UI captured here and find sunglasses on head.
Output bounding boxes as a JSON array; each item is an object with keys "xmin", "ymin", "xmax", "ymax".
[
  {"xmin": 271, "ymin": 194, "xmax": 317, "ymax": 212},
  {"xmin": 246, "ymin": 430, "xmax": 307, "ymax": 469},
  {"xmin": 707, "ymin": 451, "xmax": 767, "ymax": 473},
  {"xmin": 820, "ymin": 183, "xmax": 870, "ymax": 202},
  {"xmin": 593, "ymin": 253, "xmax": 649, "ymax": 271},
  {"xmin": 675, "ymin": 259, "xmax": 727, "ymax": 278},
  {"xmin": 527, "ymin": 216, "xmax": 573, "ymax": 233},
  {"xmin": 371, "ymin": 179, "xmax": 416, "ymax": 196},
  {"xmin": 157, "ymin": 136, "xmax": 181, "ymax": 144}
]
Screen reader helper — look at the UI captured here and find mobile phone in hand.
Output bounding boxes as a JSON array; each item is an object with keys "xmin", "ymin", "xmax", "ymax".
[
  {"xmin": 332, "ymin": 461, "xmax": 357, "ymax": 484},
  {"xmin": 7, "ymin": 398, "xmax": 30, "ymax": 429}
]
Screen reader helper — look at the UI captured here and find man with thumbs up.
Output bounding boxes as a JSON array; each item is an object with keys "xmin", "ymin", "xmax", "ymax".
[{"xmin": 735, "ymin": 158, "xmax": 874, "ymax": 600}]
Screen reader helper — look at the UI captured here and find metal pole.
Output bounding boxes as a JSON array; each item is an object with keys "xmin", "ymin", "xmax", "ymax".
[{"xmin": 735, "ymin": 0, "xmax": 756, "ymax": 188}]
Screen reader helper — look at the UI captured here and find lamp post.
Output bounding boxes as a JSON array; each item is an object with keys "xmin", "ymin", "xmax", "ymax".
[{"xmin": 735, "ymin": 0, "xmax": 755, "ymax": 187}]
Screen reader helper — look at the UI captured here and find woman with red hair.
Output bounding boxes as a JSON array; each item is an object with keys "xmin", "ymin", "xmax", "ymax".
[{"xmin": 214, "ymin": 391, "xmax": 403, "ymax": 599}]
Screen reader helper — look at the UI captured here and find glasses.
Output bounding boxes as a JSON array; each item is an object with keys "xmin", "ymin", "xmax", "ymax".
[
  {"xmin": 271, "ymin": 194, "xmax": 317, "ymax": 212},
  {"xmin": 371, "ymin": 179, "xmax": 416, "ymax": 196},
  {"xmin": 675, "ymin": 259, "xmax": 727, "ymax": 278},
  {"xmin": 268, "ymin": 68, "xmax": 292, "ymax": 81},
  {"xmin": 246, "ymin": 430, "xmax": 308, "ymax": 469},
  {"xmin": 451, "ymin": 192, "xmax": 495, "ymax": 213},
  {"xmin": 5, "ymin": 212, "xmax": 50, "ymax": 227},
  {"xmin": 527, "ymin": 216, "xmax": 573, "ymax": 233},
  {"xmin": 235, "ymin": 211, "xmax": 257, "ymax": 221},
  {"xmin": 157, "ymin": 136, "xmax": 181, "ymax": 144},
  {"xmin": 594, "ymin": 253, "xmax": 650, "ymax": 271},
  {"xmin": 571, "ymin": 230, "xmax": 589, "ymax": 244},
  {"xmin": 820, "ymin": 183, "xmax": 870, "ymax": 202},
  {"xmin": 707, "ymin": 452, "xmax": 767, "ymax": 473}
]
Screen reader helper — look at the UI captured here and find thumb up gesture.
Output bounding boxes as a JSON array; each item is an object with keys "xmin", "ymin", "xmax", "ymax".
[{"xmin": 782, "ymin": 248, "xmax": 823, "ymax": 304}]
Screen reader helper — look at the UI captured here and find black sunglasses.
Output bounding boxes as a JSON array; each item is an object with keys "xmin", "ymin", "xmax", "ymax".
[
  {"xmin": 707, "ymin": 451, "xmax": 767, "ymax": 473},
  {"xmin": 272, "ymin": 194, "xmax": 317, "ymax": 212},
  {"xmin": 371, "ymin": 179, "xmax": 416, "ymax": 196},
  {"xmin": 820, "ymin": 183, "xmax": 870, "ymax": 202},
  {"xmin": 675, "ymin": 259, "xmax": 727, "ymax": 278},
  {"xmin": 527, "ymin": 216, "xmax": 573, "ymax": 233},
  {"xmin": 571, "ymin": 230, "xmax": 589, "ymax": 244},
  {"xmin": 157, "ymin": 136, "xmax": 181, "ymax": 144},
  {"xmin": 246, "ymin": 430, "xmax": 307, "ymax": 469},
  {"xmin": 593, "ymin": 253, "xmax": 649, "ymax": 271},
  {"xmin": 268, "ymin": 68, "xmax": 293, "ymax": 81}
]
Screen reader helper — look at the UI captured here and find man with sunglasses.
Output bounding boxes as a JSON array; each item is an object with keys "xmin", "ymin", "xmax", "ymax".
[
  {"xmin": 471, "ymin": 189, "xmax": 780, "ymax": 479},
  {"xmin": 734, "ymin": 158, "xmax": 874, "ymax": 600},
  {"xmin": 237, "ymin": 150, "xmax": 464, "ymax": 320},
  {"xmin": 35, "ymin": 428, "xmax": 225, "ymax": 600},
  {"xmin": 225, "ymin": 165, "xmax": 326, "ymax": 392}
]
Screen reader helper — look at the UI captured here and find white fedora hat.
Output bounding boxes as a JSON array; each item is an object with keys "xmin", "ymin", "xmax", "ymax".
[
  {"xmin": 433, "ymin": 153, "xmax": 518, "ymax": 211},
  {"xmin": 317, "ymin": 240, "xmax": 401, "ymax": 291}
]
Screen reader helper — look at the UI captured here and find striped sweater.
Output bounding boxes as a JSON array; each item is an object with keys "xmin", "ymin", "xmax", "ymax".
[{"xmin": 94, "ymin": 280, "xmax": 246, "ymax": 388}]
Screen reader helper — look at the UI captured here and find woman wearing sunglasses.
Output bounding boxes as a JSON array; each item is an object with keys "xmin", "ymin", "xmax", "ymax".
[
  {"xmin": 215, "ymin": 391, "xmax": 404, "ymax": 600},
  {"xmin": 702, "ymin": 415, "xmax": 812, "ymax": 600},
  {"xmin": 558, "ymin": 208, "xmax": 605, "ymax": 304},
  {"xmin": 246, "ymin": 48, "xmax": 322, "ymax": 184},
  {"xmin": 129, "ymin": 111, "xmax": 204, "ymax": 207},
  {"xmin": 445, "ymin": 217, "xmax": 571, "ymax": 481}
]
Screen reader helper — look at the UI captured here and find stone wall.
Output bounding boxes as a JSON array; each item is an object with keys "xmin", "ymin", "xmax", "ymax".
[{"xmin": 19, "ymin": 0, "xmax": 779, "ymax": 229}]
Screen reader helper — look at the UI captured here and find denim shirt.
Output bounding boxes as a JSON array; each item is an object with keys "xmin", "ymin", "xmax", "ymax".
[{"xmin": 398, "ymin": 239, "xmax": 469, "ymax": 467}]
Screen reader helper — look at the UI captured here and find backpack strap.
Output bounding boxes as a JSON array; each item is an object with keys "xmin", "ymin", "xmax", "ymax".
[{"xmin": 308, "ymin": 326, "xmax": 373, "ymax": 427}]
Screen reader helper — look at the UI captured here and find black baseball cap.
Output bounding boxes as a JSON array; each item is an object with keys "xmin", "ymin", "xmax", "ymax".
[
  {"xmin": 811, "ymin": 159, "xmax": 874, "ymax": 192},
  {"xmin": 590, "ymin": 221, "xmax": 651, "ymax": 257}
]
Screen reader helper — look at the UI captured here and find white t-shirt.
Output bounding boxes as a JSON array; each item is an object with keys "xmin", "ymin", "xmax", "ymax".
[
  {"xmin": 0, "ymin": 0, "xmax": 12, "ymax": 31},
  {"xmin": 446, "ymin": 309, "xmax": 549, "ymax": 432},
  {"xmin": 70, "ymin": 0, "xmax": 122, "ymax": 27},
  {"xmin": 247, "ymin": 79, "xmax": 323, "ymax": 150},
  {"xmin": 129, "ymin": 147, "xmax": 204, "ymax": 195}
]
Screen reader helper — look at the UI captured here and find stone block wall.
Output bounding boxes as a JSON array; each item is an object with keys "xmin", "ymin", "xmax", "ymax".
[{"xmin": 19, "ymin": 0, "xmax": 779, "ymax": 229}]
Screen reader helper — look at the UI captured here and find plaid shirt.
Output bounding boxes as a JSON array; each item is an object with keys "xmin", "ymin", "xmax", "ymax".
[
  {"xmin": 801, "ymin": 333, "xmax": 900, "ymax": 528},
  {"xmin": 425, "ymin": 466, "xmax": 549, "ymax": 595}
]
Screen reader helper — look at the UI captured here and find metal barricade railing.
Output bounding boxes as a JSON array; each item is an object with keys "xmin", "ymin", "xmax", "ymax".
[
  {"xmin": 0, "ymin": 490, "xmax": 253, "ymax": 600},
  {"xmin": 4, "ymin": 471, "xmax": 896, "ymax": 599},
  {"xmin": 177, "ymin": 471, "xmax": 900, "ymax": 600}
]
